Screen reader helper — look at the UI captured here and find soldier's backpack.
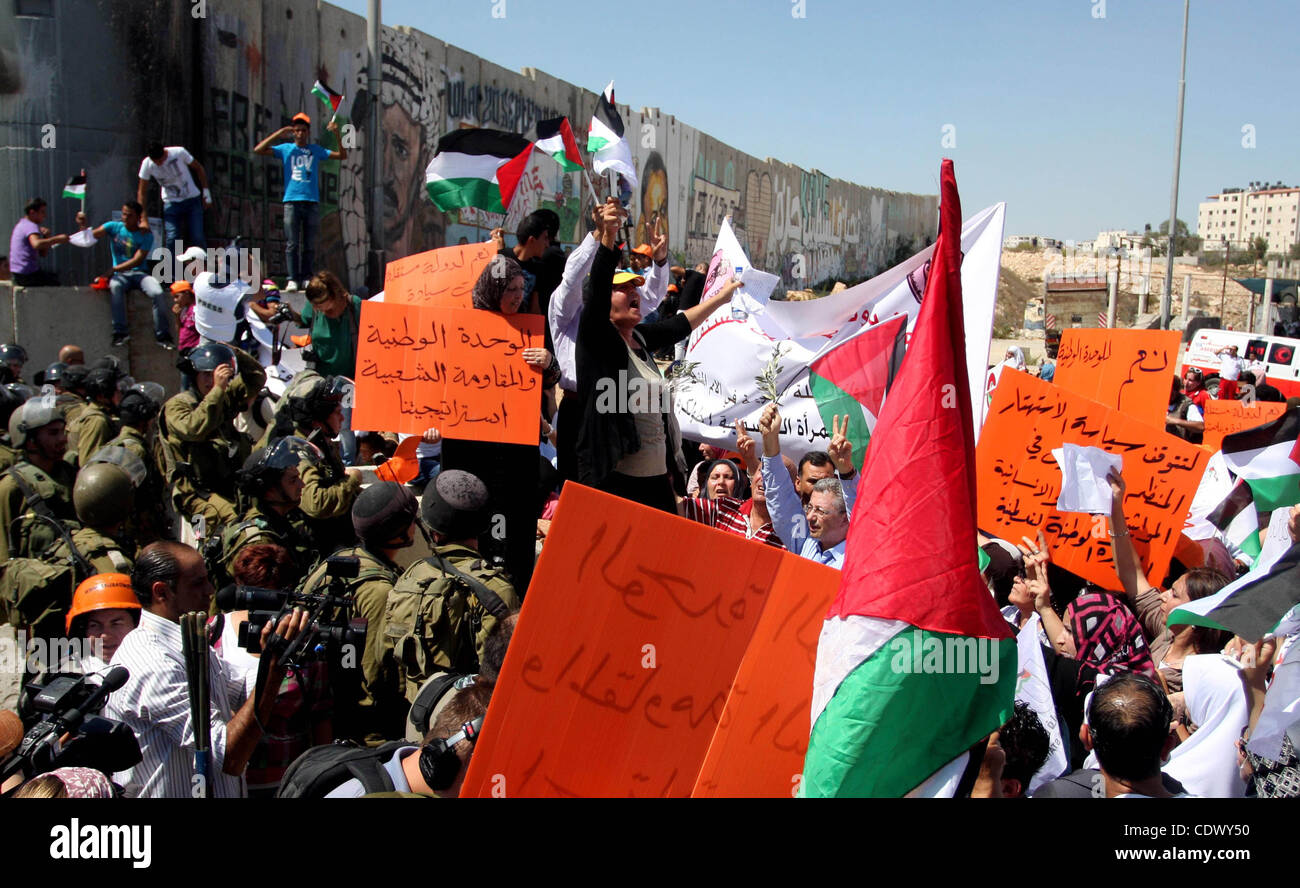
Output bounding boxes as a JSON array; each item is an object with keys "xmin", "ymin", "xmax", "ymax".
[
  {"xmin": 0, "ymin": 472, "xmax": 92, "ymax": 639},
  {"xmin": 3, "ymin": 464, "xmax": 76, "ymax": 563},
  {"xmin": 383, "ymin": 554, "xmax": 510, "ymax": 701},
  {"xmin": 275, "ymin": 739, "xmax": 410, "ymax": 798}
]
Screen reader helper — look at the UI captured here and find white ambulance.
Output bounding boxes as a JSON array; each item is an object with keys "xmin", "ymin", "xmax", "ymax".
[{"xmin": 1183, "ymin": 328, "xmax": 1300, "ymax": 398}]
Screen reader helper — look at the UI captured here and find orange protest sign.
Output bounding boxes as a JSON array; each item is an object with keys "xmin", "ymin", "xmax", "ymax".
[
  {"xmin": 459, "ymin": 484, "xmax": 806, "ymax": 798},
  {"xmin": 977, "ymin": 369, "xmax": 1208, "ymax": 590},
  {"xmin": 351, "ymin": 301, "xmax": 543, "ymax": 444},
  {"xmin": 1201, "ymin": 400, "xmax": 1288, "ymax": 452},
  {"xmin": 383, "ymin": 241, "xmax": 496, "ymax": 307},
  {"xmin": 1054, "ymin": 328, "xmax": 1182, "ymax": 427},
  {"xmin": 691, "ymin": 558, "xmax": 840, "ymax": 797}
]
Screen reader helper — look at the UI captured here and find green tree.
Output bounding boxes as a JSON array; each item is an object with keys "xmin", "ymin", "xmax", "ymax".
[
  {"xmin": 1155, "ymin": 218, "xmax": 1200, "ymax": 256},
  {"xmin": 1250, "ymin": 236, "xmax": 1269, "ymax": 264}
]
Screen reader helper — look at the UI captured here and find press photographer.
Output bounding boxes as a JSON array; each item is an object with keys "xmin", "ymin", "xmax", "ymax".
[{"xmin": 103, "ymin": 542, "xmax": 309, "ymax": 798}]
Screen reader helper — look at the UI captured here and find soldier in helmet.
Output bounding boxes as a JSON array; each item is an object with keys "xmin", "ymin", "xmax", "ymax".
[
  {"xmin": 103, "ymin": 388, "xmax": 166, "ymax": 543},
  {"xmin": 259, "ymin": 374, "xmax": 361, "ymax": 552},
  {"xmin": 384, "ymin": 470, "xmax": 519, "ymax": 704},
  {"xmin": 0, "ymin": 343, "xmax": 28, "ymax": 384},
  {"xmin": 55, "ymin": 364, "xmax": 90, "ymax": 455},
  {"xmin": 0, "ymin": 396, "xmax": 77, "ymax": 561},
  {"xmin": 297, "ymin": 481, "xmax": 418, "ymax": 742},
  {"xmin": 43, "ymin": 461, "xmax": 136, "ymax": 578},
  {"xmin": 215, "ymin": 436, "xmax": 321, "ymax": 590},
  {"xmin": 66, "ymin": 365, "xmax": 124, "ymax": 469},
  {"xmin": 0, "ymin": 383, "xmax": 33, "ymax": 472},
  {"xmin": 161, "ymin": 341, "xmax": 266, "ymax": 531}
]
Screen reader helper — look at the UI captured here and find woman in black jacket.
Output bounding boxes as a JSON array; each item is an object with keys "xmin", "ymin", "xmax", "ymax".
[
  {"xmin": 439, "ymin": 254, "xmax": 559, "ymax": 596},
  {"xmin": 574, "ymin": 201, "xmax": 737, "ymax": 511}
]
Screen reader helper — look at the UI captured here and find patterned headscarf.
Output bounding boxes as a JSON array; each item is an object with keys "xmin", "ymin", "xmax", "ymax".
[
  {"xmin": 48, "ymin": 767, "xmax": 115, "ymax": 798},
  {"xmin": 472, "ymin": 255, "xmax": 524, "ymax": 312},
  {"xmin": 1067, "ymin": 592, "xmax": 1157, "ymax": 680}
]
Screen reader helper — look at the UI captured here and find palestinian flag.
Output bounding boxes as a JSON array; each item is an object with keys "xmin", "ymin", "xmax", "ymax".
[
  {"xmin": 1169, "ymin": 541, "xmax": 1300, "ymax": 641},
  {"xmin": 1221, "ymin": 408, "xmax": 1300, "ymax": 513},
  {"xmin": 425, "ymin": 129, "xmax": 533, "ymax": 214},
  {"xmin": 587, "ymin": 81, "xmax": 638, "ymax": 188},
  {"xmin": 808, "ymin": 313, "xmax": 906, "ymax": 472},
  {"xmin": 311, "ymin": 79, "xmax": 343, "ymax": 115},
  {"xmin": 62, "ymin": 173, "xmax": 86, "ymax": 200},
  {"xmin": 535, "ymin": 117, "xmax": 583, "ymax": 172},
  {"xmin": 802, "ymin": 161, "xmax": 1015, "ymax": 798},
  {"xmin": 1206, "ymin": 480, "xmax": 1263, "ymax": 560}
]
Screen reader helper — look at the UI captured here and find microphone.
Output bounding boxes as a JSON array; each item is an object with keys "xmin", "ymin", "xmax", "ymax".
[{"xmin": 57, "ymin": 666, "xmax": 129, "ymax": 733}]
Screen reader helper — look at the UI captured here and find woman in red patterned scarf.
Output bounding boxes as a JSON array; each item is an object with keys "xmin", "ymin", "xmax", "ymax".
[{"xmin": 1062, "ymin": 592, "xmax": 1158, "ymax": 682}]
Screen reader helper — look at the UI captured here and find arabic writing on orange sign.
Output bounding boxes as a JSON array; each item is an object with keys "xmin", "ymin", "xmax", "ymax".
[
  {"xmin": 458, "ymin": 484, "xmax": 794, "ymax": 798},
  {"xmin": 351, "ymin": 301, "xmax": 542, "ymax": 443},
  {"xmin": 977, "ymin": 369, "xmax": 1208, "ymax": 590},
  {"xmin": 383, "ymin": 241, "xmax": 496, "ymax": 308},
  {"xmin": 1201, "ymin": 400, "xmax": 1288, "ymax": 452},
  {"xmin": 1054, "ymin": 328, "xmax": 1182, "ymax": 427}
]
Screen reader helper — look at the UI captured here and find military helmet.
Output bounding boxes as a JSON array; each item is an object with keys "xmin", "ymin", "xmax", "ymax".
[
  {"xmin": 73, "ymin": 462, "xmax": 136, "ymax": 528},
  {"xmin": 352, "ymin": 481, "xmax": 419, "ymax": 547},
  {"xmin": 60, "ymin": 364, "xmax": 90, "ymax": 395},
  {"xmin": 236, "ymin": 436, "xmax": 322, "ymax": 497},
  {"xmin": 43, "ymin": 362, "xmax": 68, "ymax": 387},
  {"xmin": 289, "ymin": 374, "xmax": 352, "ymax": 426},
  {"xmin": 0, "ymin": 343, "xmax": 28, "ymax": 366},
  {"xmin": 0, "ymin": 384, "xmax": 30, "ymax": 432},
  {"xmin": 9, "ymin": 395, "xmax": 63, "ymax": 447},
  {"xmin": 85, "ymin": 445, "xmax": 148, "ymax": 488},
  {"xmin": 185, "ymin": 342, "xmax": 236, "ymax": 374},
  {"xmin": 84, "ymin": 366, "xmax": 123, "ymax": 400}
]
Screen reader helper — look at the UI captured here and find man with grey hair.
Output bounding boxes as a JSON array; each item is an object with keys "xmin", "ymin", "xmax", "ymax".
[{"xmin": 803, "ymin": 477, "xmax": 851, "ymax": 568}]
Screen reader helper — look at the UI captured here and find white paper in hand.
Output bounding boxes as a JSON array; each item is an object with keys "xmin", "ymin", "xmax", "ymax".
[
  {"xmin": 69, "ymin": 229, "xmax": 96, "ymax": 248},
  {"xmin": 1052, "ymin": 443, "xmax": 1121, "ymax": 514}
]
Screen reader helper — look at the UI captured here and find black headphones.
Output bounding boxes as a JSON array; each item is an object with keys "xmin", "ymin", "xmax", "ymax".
[{"xmin": 418, "ymin": 716, "xmax": 484, "ymax": 792}]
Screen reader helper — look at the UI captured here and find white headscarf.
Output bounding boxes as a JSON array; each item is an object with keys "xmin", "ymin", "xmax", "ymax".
[
  {"xmin": 1165, "ymin": 654, "xmax": 1249, "ymax": 798},
  {"xmin": 1004, "ymin": 347, "xmax": 1027, "ymax": 371}
]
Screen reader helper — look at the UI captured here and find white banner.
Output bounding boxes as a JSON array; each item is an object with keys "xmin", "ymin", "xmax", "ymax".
[{"xmin": 673, "ymin": 203, "xmax": 1006, "ymax": 460}]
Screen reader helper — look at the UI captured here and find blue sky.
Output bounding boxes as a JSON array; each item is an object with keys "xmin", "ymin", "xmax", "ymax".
[{"xmin": 334, "ymin": 0, "xmax": 1298, "ymax": 242}]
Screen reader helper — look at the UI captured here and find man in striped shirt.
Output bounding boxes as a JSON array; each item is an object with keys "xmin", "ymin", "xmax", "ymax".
[{"xmin": 105, "ymin": 542, "xmax": 307, "ymax": 798}]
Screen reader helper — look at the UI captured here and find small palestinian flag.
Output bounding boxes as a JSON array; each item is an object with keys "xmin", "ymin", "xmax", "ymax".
[
  {"xmin": 1169, "ymin": 541, "xmax": 1300, "ymax": 641},
  {"xmin": 1221, "ymin": 408, "xmax": 1300, "ymax": 513},
  {"xmin": 311, "ymin": 79, "xmax": 343, "ymax": 115},
  {"xmin": 62, "ymin": 173, "xmax": 86, "ymax": 200},
  {"xmin": 808, "ymin": 314, "xmax": 907, "ymax": 472},
  {"xmin": 535, "ymin": 117, "xmax": 583, "ymax": 171},
  {"xmin": 587, "ymin": 81, "xmax": 637, "ymax": 188},
  {"xmin": 425, "ymin": 129, "xmax": 533, "ymax": 214}
]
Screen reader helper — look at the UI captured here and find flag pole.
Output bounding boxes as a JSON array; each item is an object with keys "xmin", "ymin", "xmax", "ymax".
[{"xmin": 79, "ymin": 168, "xmax": 85, "ymax": 215}]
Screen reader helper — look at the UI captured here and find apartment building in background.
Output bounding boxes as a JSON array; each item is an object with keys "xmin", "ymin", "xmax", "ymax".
[{"xmin": 1197, "ymin": 184, "xmax": 1300, "ymax": 254}]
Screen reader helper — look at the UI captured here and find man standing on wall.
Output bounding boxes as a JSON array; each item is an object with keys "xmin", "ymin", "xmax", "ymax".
[
  {"xmin": 254, "ymin": 113, "xmax": 347, "ymax": 292},
  {"xmin": 137, "ymin": 141, "xmax": 211, "ymax": 260}
]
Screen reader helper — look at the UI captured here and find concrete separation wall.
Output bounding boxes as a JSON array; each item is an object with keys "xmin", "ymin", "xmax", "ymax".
[{"xmin": 3, "ymin": 0, "xmax": 936, "ymax": 298}]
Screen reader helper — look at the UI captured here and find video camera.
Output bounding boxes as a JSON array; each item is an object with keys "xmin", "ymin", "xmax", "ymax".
[
  {"xmin": 1, "ymin": 667, "xmax": 142, "ymax": 788},
  {"xmin": 216, "ymin": 556, "xmax": 367, "ymax": 670}
]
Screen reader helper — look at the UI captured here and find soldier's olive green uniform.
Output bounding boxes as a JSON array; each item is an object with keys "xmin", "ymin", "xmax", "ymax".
[
  {"xmin": 220, "ymin": 503, "xmax": 319, "ymax": 588},
  {"xmin": 67, "ymin": 401, "xmax": 117, "ymax": 469},
  {"xmin": 104, "ymin": 425, "xmax": 166, "ymax": 544},
  {"xmin": 44, "ymin": 526, "xmax": 134, "ymax": 577},
  {"xmin": 0, "ymin": 460, "xmax": 78, "ymax": 562},
  {"xmin": 57, "ymin": 394, "xmax": 87, "ymax": 456},
  {"xmin": 297, "ymin": 545, "xmax": 406, "ymax": 742},
  {"xmin": 0, "ymin": 443, "xmax": 20, "ymax": 473},
  {"xmin": 162, "ymin": 348, "xmax": 266, "ymax": 529},
  {"xmin": 384, "ymin": 544, "xmax": 518, "ymax": 704}
]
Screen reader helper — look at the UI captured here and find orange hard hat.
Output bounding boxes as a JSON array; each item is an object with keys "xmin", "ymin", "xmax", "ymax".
[
  {"xmin": 66, "ymin": 573, "xmax": 139, "ymax": 633},
  {"xmin": 374, "ymin": 434, "xmax": 420, "ymax": 485}
]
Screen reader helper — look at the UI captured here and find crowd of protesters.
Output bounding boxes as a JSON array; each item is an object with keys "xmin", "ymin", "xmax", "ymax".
[{"xmin": 2, "ymin": 131, "xmax": 1298, "ymax": 801}]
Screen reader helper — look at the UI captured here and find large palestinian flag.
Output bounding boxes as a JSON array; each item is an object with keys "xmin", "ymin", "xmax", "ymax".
[
  {"xmin": 425, "ymin": 129, "xmax": 533, "ymax": 213},
  {"xmin": 802, "ymin": 160, "xmax": 1015, "ymax": 798},
  {"xmin": 808, "ymin": 313, "xmax": 906, "ymax": 472},
  {"xmin": 587, "ymin": 81, "xmax": 638, "ymax": 188},
  {"xmin": 1169, "ymin": 541, "xmax": 1300, "ymax": 641},
  {"xmin": 1221, "ymin": 408, "xmax": 1300, "ymax": 513}
]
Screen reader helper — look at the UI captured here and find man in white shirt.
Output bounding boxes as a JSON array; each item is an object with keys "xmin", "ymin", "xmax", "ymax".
[
  {"xmin": 180, "ymin": 246, "xmax": 275, "ymax": 345},
  {"xmin": 1216, "ymin": 345, "xmax": 1243, "ymax": 400},
  {"xmin": 137, "ymin": 142, "xmax": 211, "ymax": 260},
  {"xmin": 104, "ymin": 541, "xmax": 306, "ymax": 798}
]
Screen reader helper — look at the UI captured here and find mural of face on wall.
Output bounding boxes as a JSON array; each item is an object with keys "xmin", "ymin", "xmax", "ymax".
[{"xmin": 635, "ymin": 151, "xmax": 669, "ymax": 248}]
